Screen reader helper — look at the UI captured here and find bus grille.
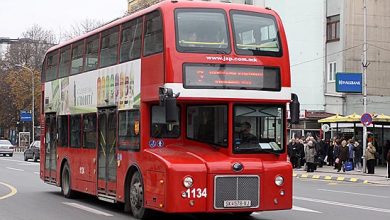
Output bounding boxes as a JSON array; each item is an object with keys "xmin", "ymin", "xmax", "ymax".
[{"xmin": 214, "ymin": 175, "xmax": 259, "ymax": 209}]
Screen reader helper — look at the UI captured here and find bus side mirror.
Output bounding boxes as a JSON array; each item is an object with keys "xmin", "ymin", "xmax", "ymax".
[
  {"xmin": 159, "ymin": 87, "xmax": 180, "ymax": 123},
  {"xmin": 290, "ymin": 93, "xmax": 300, "ymax": 124}
]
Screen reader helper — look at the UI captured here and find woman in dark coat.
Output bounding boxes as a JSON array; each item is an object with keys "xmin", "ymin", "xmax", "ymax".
[
  {"xmin": 353, "ymin": 140, "xmax": 363, "ymax": 171},
  {"xmin": 337, "ymin": 140, "xmax": 349, "ymax": 172}
]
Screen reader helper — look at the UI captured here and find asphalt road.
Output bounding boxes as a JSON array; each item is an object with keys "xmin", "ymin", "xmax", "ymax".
[{"xmin": 0, "ymin": 153, "xmax": 389, "ymax": 220}]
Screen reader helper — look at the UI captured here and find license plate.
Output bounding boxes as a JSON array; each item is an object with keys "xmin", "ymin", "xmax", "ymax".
[{"xmin": 223, "ymin": 200, "xmax": 251, "ymax": 208}]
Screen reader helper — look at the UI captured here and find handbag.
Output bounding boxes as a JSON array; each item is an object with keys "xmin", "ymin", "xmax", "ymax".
[{"xmin": 344, "ymin": 161, "xmax": 353, "ymax": 171}]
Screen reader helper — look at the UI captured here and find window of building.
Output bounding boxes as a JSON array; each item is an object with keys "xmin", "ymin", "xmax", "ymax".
[
  {"xmin": 45, "ymin": 51, "xmax": 58, "ymax": 82},
  {"xmin": 118, "ymin": 110, "xmax": 140, "ymax": 151},
  {"xmin": 71, "ymin": 40, "xmax": 85, "ymax": 75},
  {"xmin": 86, "ymin": 35, "xmax": 99, "ymax": 71},
  {"xmin": 328, "ymin": 62, "xmax": 337, "ymax": 82},
  {"xmin": 58, "ymin": 115, "xmax": 69, "ymax": 147},
  {"xmin": 327, "ymin": 15, "xmax": 340, "ymax": 42},
  {"xmin": 120, "ymin": 18, "xmax": 142, "ymax": 62},
  {"xmin": 143, "ymin": 11, "xmax": 163, "ymax": 56},
  {"xmin": 70, "ymin": 115, "xmax": 81, "ymax": 148},
  {"xmin": 83, "ymin": 113, "xmax": 97, "ymax": 149},
  {"xmin": 100, "ymin": 27, "xmax": 119, "ymax": 68},
  {"xmin": 58, "ymin": 46, "xmax": 71, "ymax": 78}
]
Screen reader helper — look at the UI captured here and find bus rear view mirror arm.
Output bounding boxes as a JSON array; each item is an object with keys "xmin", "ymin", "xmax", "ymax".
[{"xmin": 159, "ymin": 87, "xmax": 180, "ymax": 123}]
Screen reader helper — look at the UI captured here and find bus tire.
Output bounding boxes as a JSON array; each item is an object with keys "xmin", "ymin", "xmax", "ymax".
[
  {"xmin": 129, "ymin": 171, "xmax": 150, "ymax": 219},
  {"xmin": 61, "ymin": 163, "xmax": 74, "ymax": 198},
  {"xmin": 233, "ymin": 212, "xmax": 253, "ymax": 217}
]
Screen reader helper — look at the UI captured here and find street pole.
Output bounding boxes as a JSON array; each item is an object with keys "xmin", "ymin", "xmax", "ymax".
[
  {"xmin": 362, "ymin": 0, "xmax": 368, "ymax": 173},
  {"xmin": 16, "ymin": 65, "xmax": 35, "ymax": 143}
]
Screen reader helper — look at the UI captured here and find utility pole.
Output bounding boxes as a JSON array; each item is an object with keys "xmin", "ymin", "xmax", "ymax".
[{"xmin": 362, "ymin": 0, "xmax": 368, "ymax": 173}]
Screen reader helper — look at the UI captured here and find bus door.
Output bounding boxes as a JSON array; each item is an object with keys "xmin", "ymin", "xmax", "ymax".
[
  {"xmin": 97, "ymin": 108, "xmax": 117, "ymax": 199},
  {"xmin": 44, "ymin": 114, "xmax": 57, "ymax": 183}
]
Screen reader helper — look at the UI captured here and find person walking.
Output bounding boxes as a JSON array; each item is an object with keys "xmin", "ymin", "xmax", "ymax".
[
  {"xmin": 353, "ymin": 140, "xmax": 363, "ymax": 171},
  {"xmin": 305, "ymin": 140, "xmax": 317, "ymax": 172},
  {"xmin": 333, "ymin": 139, "xmax": 341, "ymax": 170},
  {"xmin": 337, "ymin": 140, "xmax": 349, "ymax": 172},
  {"xmin": 365, "ymin": 142, "xmax": 376, "ymax": 174}
]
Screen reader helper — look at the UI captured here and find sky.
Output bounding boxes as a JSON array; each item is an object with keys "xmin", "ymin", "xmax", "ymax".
[{"xmin": 0, "ymin": 0, "xmax": 128, "ymax": 39}]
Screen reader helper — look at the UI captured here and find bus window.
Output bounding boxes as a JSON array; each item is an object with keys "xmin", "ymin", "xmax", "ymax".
[
  {"xmin": 71, "ymin": 40, "xmax": 84, "ymax": 75},
  {"xmin": 70, "ymin": 115, "xmax": 81, "ymax": 148},
  {"xmin": 233, "ymin": 105, "xmax": 284, "ymax": 153},
  {"xmin": 187, "ymin": 105, "xmax": 227, "ymax": 147},
  {"xmin": 58, "ymin": 46, "xmax": 71, "ymax": 78},
  {"xmin": 231, "ymin": 11, "xmax": 281, "ymax": 56},
  {"xmin": 118, "ymin": 110, "xmax": 140, "ymax": 151},
  {"xmin": 83, "ymin": 114, "xmax": 97, "ymax": 149},
  {"xmin": 58, "ymin": 115, "xmax": 69, "ymax": 147},
  {"xmin": 86, "ymin": 34, "xmax": 99, "ymax": 71},
  {"xmin": 175, "ymin": 9, "xmax": 230, "ymax": 53},
  {"xmin": 45, "ymin": 51, "xmax": 58, "ymax": 82},
  {"xmin": 100, "ymin": 27, "xmax": 119, "ymax": 68},
  {"xmin": 143, "ymin": 11, "xmax": 163, "ymax": 56},
  {"xmin": 120, "ymin": 18, "xmax": 142, "ymax": 62},
  {"xmin": 151, "ymin": 106, "xmax": 180, "ymax": 138}
]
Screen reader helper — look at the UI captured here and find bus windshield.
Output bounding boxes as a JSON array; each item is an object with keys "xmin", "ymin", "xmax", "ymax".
[
  {"xmin": 233, "ymin": 105, "xmax": 284, "ymax": 153},
  {"xmin": 231, "ymin": 11, "xmax": 281, "ymax": 56},
  {"xmin": 176, "ymin": 9, "xmax": 230, "ymax": 53}
]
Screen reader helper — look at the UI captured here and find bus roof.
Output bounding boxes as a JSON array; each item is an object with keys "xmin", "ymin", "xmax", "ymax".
[{"xmin": 46, "ymin": 0, "xmax": 280, "ymax": 54}]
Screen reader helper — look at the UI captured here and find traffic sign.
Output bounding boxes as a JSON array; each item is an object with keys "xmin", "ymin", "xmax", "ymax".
[
  {"xmin": 20, "ymin": 112, "xmax": 32, "ymax": 122},
  {"xmin": 361, "ymin": 113, "xmax": 372, "ymax": 126},
  {"xmin": 321, "ymin": 124, "xmax": 330, "ymax": 132}
]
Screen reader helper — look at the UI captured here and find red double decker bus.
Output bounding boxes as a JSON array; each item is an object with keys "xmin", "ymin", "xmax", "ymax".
[{"xmin": 40, "ymin": 0, "xmax": 299, "ymax": 218}]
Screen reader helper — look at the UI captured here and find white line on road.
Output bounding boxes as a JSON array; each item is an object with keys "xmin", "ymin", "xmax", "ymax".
[
  {"xmin": 6, "ymin": 167, "xmax": 24, "ymax": 172},
  {"xmin": 294, "ymin": 196, "xmax": 390, "ymax": 213},
  {"xmin": 292, "ymin": 206, "xmax": 322, "ymax": 213},
  {"xmin": 318, "ymin": 188, "xmax": 390, "ymax": 199},
  {"xmin": 1, "ymin": 158, "xmax": 31, "ymax": 164},
  {"xmin": 63, "ymin": 202, "xmax": 113, "ymax": 217},
  {"xmin": 34, "ymin": 172, "xmax": 40, "ymax": 175}
]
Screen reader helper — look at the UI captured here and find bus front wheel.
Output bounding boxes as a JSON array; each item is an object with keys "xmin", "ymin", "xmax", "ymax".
[
  {"xmin": 61, "ymin": 163, "xmax": 74, "ymax": 198},
  {"xmin": 129, "ymin": 171, "xmax": 150, "ymax": 219}
]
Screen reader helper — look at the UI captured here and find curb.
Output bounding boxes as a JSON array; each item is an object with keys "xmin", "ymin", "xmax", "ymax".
[{"xmin": 293, "ymin": 173, "xmax": 369, "ymax": 184}]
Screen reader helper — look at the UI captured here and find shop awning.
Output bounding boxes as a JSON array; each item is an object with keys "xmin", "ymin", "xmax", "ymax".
[
  {"xmin": 318, "ymin": 114, "xmax": 346, "ymax": 123},
  {"xmin": 343, "ymin": 113, "xmax": 361, "ymax": 122},
  {"xmin": 373, "ymin": 114, "xmax": 390, "ymax": 123}
]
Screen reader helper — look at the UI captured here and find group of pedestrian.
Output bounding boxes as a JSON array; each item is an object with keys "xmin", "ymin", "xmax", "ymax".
[{"xmin": 288, "ymin": 135, "xmax": 327, "ymax": 172}]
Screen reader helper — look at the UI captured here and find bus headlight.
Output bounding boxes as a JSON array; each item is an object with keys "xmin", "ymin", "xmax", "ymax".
[
  {"xmin": 183, "ymin": 176, "xmax": 194, "ymax": 188},
  {"xmin": 275, "ymin": 175, "xmax": 284, "ymax": 186}
]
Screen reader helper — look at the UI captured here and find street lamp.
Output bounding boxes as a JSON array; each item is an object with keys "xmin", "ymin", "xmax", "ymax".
[{"xmin": 15, "ymin": 64, "xmax": 35, "ymax": 144}]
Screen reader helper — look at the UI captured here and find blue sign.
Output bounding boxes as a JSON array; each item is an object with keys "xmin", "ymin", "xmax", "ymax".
[
  {"xmin": 20, "ymin": 112, "xmax": 32, "ymax": 122},
  {"xmin": 149, "ymin": 140, "xmax": 156, "ymax": 148},
  {"xmin": 336, "ymin": 73, "xmax": 362, "ymax": 93}
]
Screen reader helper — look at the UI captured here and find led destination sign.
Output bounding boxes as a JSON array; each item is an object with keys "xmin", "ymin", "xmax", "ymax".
[{"xmin": 184, "ymin": 64, "xmax": 281, "ymax": 91}]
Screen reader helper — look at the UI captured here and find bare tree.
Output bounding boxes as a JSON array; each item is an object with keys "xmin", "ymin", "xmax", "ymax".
[{"xmin": 61, "ymin": 18, "xmax": 105, "ymax": 41}]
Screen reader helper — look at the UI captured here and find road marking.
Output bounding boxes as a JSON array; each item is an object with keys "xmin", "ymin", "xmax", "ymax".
[
  {"xmin": 317, "ymin": 189, "xmax": 390, "ymax": 198},
  {"xmin": 1, "ymin": 158, "xmax": 34, "ymax": 165},
  {"xmin": 324, "ymin": 176, "xmax": 332, "ymax": 180},
  {"xmin": 34, "ymin": 172, "xmax": 40, "ymax": 175},
  {"xmin": 63, "ymin": 202, "xmax": 113, "ymax": 217},
  {"xmin": 0, "ymin": 182, "xmax": 17, "ymax": 200},
  {"xmin": 18, "ymin": 163, "xmax": 39, "ymax": 166},
  {"xmin": 6, "ymin": 167, "xmax": 24, "ymax": 172},
  {"xmin": 292, "ymin": 205, "xmax": 322, "ymax": 213},
  {"xmin": 294, "ymin": 196, "xmax": 390, "ymax": 213}
]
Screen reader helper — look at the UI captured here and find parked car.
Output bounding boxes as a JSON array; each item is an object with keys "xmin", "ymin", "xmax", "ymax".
[
  {"xmin": 24, "ymin": 140, "xmax": 40, "ymax": 162},
  {"xmin": 0, "ymin": 139, "xmax": 14, "ymax": 157}
]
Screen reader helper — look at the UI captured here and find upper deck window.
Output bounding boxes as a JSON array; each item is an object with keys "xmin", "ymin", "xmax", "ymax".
[
  {"xmin": 231, "ymin": 11, "xmax": 281, "ymax": 57},
  {"xmin": 45, "ymin": 51, "xmax": 58, "ymax": 82},
  {"xmin": 86, "ymin": 35, "xmax": 99, "ymax": 71},
  {"xmin": 120, "ymin": 18, "xmax": 142, "ymax": 62},
  {"xmin": 175, "ymin": 9, "xmax": 230, "ymax": 54},
  {"xmin": 144, "ymin": 11, "xmax": 163, "ymax": 56},
  {"xmin": 100, "ymin": 27, "xmax": 119, "ymax": 68},
  {"xmin": 71, "ymin": 40, "xmax": 84, "ymax": 75},
  {"xmin": 58, "ymin": 46, "xmax": 71, "ymax": 78}
]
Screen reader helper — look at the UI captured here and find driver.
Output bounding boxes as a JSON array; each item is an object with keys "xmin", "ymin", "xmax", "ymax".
[{"xmin": 239, "ymin": 122, "xmax": 257, "ymax": 143}]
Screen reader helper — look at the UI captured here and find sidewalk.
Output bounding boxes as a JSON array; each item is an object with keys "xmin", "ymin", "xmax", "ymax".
[{"xmin": 293, "ymin": 164, "xmax": 390, "ymax": 185}]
